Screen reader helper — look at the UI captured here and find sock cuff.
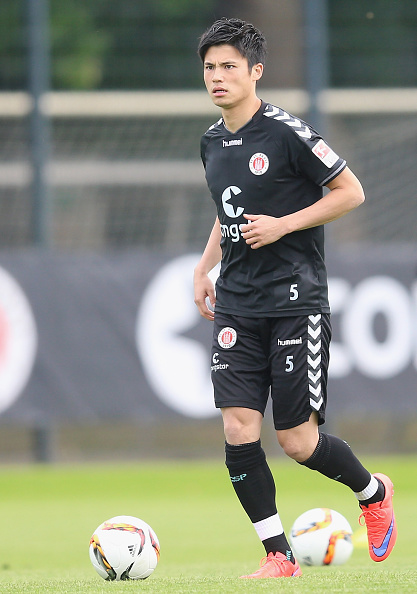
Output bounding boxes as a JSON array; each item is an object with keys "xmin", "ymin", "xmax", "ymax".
[
  {"xmin": 253, "ymin": 513, "xmax": 284, "ymax": 541},
  {"xmin": 225, "ymin": 439, "xmax": 265, "ymax": 472},
  {"xmin": 354, "ymin": 475, "xmax": 379, "ymax": 501},
  {"xmin": 299, "ymin": 433, "xmax": 330, "ymax": 470}
]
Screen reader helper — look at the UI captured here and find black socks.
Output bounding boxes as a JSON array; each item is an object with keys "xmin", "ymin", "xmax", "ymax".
[
  {"xmin": 300, "ymin": 433, "xmax": 383, "ymax": 500},
  {"xmin": 225, "ymin": 440, "xmax": 294, "ymax": 561},
  {"xmin": 224, "ymin": 433, "xmax": 384, "ymax": 563},
  {"xmin": 225, "ymin": 440, "xmax": 276, "ymax": 522}
]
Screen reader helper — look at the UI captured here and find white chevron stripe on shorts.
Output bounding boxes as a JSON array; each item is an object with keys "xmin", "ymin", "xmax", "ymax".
[{"xmin": 307, "ymin": 314, "xmax": 323, "ymax": 411}]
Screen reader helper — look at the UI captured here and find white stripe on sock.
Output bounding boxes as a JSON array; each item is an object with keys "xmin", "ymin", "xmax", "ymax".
[
  {"xmin": 253, "ymin": 513, "xmax": 284, "ymax": 541},
  {"xmin": 355, "ymin": 475, "xmax": 379, "ymax": 501}
]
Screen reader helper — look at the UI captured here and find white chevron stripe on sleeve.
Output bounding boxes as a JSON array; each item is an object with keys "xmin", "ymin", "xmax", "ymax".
[
  {"xmin": 263, "ymin": 106, "xmax": 312, "ymax": 140},
  {"xmin": 263, "ymin": 105, "xmax": 280, "ymax": 118}
]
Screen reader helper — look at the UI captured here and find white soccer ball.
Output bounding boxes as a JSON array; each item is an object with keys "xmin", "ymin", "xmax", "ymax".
[
  {"xmin": 289, "ymin": 507, "xmax": 353, "ymax": 566},
  {"xmin": 89, "ymin": 515, "xmax": 160, "ymax": 580}
]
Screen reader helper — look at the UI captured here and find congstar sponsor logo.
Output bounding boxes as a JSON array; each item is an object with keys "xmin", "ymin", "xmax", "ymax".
[{"xmin": 211, "ymin": 352, "xmax": 229, "ymax": 372}]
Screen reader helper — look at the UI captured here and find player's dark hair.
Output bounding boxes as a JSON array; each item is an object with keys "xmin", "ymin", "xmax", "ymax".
[{"xmin": 198, "ymin": 18, "xmax": 267, "ymax": 70}]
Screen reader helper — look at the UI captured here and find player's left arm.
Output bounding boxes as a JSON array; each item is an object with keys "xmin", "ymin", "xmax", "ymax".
[{"xmin": 241, "ymin": 166, "xmax": 365, "ymax": 249}]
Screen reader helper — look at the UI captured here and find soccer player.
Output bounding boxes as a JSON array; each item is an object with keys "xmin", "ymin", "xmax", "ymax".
[{"xmin": 193, "ymin": 18, "xmax": 397, "ymax": 579}]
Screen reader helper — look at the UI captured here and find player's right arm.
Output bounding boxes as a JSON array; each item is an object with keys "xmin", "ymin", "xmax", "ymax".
[{"xmin": 194, "ymin": 217, "xmax": 222, "ymax": 321}]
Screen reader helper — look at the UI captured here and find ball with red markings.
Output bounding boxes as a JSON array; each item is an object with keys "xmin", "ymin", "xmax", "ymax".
[
  {"xmin": 290, "ymin": 507, "xmax": 353, "ymax": 566},
  {"xmin": 89, "ymin": 515, "xmax": 160, "ymax": 580}
]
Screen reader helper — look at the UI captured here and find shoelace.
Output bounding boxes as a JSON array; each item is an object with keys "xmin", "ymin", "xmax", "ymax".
[
  {"xmin": 359, "ymin": 507, "xmax": 387, "ymax": 537},
  {"xmin": 260, "ymin": 554, "xmax": 287, "ymax": 569}
]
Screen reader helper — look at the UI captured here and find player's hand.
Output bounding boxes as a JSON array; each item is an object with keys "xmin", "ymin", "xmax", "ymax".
[
  {"xmin": 241, "ymin": 213, "xmax": 288, "ymax": 249},
  {"xmin": 193, "ymin": 271, "xmax": 216, "ymax": 321}
]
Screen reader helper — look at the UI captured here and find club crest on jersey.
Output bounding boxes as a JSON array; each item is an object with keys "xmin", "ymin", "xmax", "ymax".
[
  {"xmin": 218, "ymin": 327, "xmax": 237, "ymax": 349},
  {"xmin": 249, "ymin": 152, "xmax": 269, "ymax": 175}
]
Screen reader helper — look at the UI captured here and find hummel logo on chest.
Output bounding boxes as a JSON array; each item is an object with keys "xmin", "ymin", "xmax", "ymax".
[
  {"xmin": 223, "ymin": 138, "xmax": 243, "ymax": 147},
  {"xmin": 277, "ymin": 337, "xmax": 302, "ymax": 346}
]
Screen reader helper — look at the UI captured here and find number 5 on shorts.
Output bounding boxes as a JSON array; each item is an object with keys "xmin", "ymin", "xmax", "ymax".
[
  {"xmin": 285, "ymin": 355, "xmax": 294, "ymax": 373},
  {"xmin": 289, "ymin": 283, "xmax": 299, "ymax": 301}
]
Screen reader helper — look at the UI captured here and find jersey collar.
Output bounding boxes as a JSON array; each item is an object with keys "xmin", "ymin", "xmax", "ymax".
[{"xmin": 222, "ymin": 100, "xmax": 267, "ymax": 135}]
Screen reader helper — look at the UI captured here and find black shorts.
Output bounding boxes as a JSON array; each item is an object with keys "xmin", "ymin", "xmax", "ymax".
[{"xmin": 211, "ymin": 313, "xmax": 331, "ymax": 430}]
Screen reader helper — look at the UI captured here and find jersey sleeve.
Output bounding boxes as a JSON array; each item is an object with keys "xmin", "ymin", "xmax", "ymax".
[
  {"xmin": 201, "ymin": 118, "xmax": 223, "ymax": 171},
  {"xmin": 200, "ymin": 136, "xmax": 208, "ymax": 170},
  {"xmin": 286, "ymin": 125, "xmax": 346, "ymax": 186}
]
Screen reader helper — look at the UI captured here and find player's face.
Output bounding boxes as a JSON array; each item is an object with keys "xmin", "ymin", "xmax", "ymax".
[{"xmin": 203, "ymin": 44, "xmax": 263, "ymax": 110}]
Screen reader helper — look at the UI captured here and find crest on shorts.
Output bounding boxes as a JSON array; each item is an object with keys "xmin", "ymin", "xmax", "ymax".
[
  {"xmin": 249, "ymin": 153, "xmax": 269, "ymax": 175},
  {"xmin": 218, "ymin": 327, "xmax": 237, "ymax": 349}
]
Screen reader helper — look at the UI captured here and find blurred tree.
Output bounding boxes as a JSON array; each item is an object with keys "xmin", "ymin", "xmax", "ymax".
[
  {"xmin": 0, "ymin": 1, "xmax": 26, "ymax": 89},
  {"xmin": 1, "ymin": 0, "xmax": 415, "ymax": 91},
  {"xmin": 50, "ymin": 0, "xmax": 110, "ymax": 89},
  {"xmin": 96, "ymin": 0, "xmax": 218, "ymax": 89},
  {"xmin": 0, "ymin": 0, "xmax": 218, "ymax": 90},
  {"xmin": 329, "ymin": 0, "xmax": 417, "ymax": 87},
  {"xmin": 0, "ymin": 0, "xmax": 110, "ymax": 89}
]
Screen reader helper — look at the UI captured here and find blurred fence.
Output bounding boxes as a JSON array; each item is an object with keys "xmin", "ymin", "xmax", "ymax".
[{"xmin": 0, "ymin": 88, "xmax": 416, "ymax": 250}]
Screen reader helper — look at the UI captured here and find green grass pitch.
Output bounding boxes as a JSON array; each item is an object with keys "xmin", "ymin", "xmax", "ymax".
[{"xmin": 0, "ymin": 454, "xmax": 415, "ymax": 593}]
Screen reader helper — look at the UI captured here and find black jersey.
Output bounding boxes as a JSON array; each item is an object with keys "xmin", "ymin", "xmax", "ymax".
[{"xmin": 200, "ymin": 101, "xmax": 346, "ymax": 317}]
